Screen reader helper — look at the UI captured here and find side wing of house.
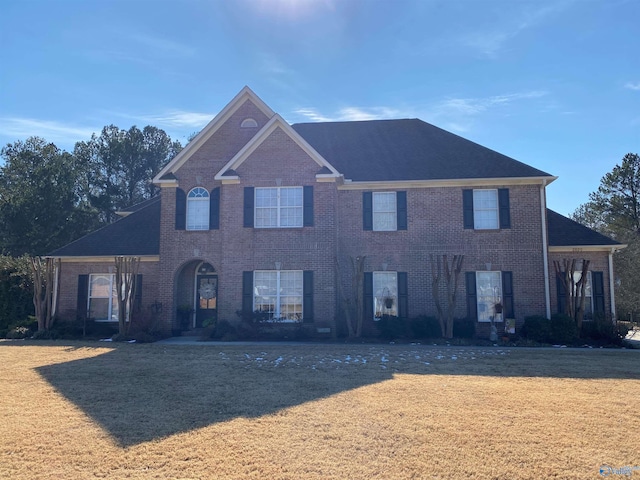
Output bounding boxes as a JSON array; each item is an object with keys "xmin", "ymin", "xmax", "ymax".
[{"xmin": 546, "ymin": 209, "xmax": 624, "ymax": 321}]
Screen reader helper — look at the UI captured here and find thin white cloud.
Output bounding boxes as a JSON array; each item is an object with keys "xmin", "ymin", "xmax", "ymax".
[
  {"xmin": 461, "ymin": 2, "xmax": 571, "ymax": 58},
  {"xmin": 107, "ymin": 110, "xmax": 214, "ymax": 129},
  {"xmin": 427, "ymin": 91, "xmax": 548, "ymax": 132},
  {"xmin": 624, "ymin": 82, "xmax": 640, "ymax": 91},
  {"xmin": 128, "ymin": 33, "xmax": 196, "ymax": 58},
  {"xmin": 293, "ymin": 106, "xmax": 413, "ymax": 123},
  {"xmin": 0, "ymin": 117, "xmax": 98, "ymax": 145}
]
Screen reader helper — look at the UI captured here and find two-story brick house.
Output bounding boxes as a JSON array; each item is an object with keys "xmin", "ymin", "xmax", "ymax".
[{"xmin": 50, "ymin": 86, "xmax": 623, "ymax": 337}]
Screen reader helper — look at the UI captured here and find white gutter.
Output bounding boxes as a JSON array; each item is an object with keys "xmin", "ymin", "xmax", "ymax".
[
  {"xmin": 540, "ymin": 183, "xmax": 551, "ymax": 319},
  {"xmin": 608, "ymin": 248, "xmax": 616, "ymax": 320}
]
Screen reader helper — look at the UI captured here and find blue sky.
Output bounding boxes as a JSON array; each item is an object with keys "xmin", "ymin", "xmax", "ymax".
[{"xmin": 1, "ymin": 0, "xmax": 638, "ymax": 216}]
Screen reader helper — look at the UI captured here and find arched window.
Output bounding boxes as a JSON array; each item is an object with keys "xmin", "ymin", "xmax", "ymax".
[
  {"xmin": 187, "ymin": 187, "xmax": 209, "ymax": 230},
  {"xmin": 241, "ymin": 118, "xmax": 258, "ymax": 128}
]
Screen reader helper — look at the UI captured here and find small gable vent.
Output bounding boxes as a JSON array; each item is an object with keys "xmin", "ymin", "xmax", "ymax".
[{"xmin": 241, "ymin": 118, "xmax": 258, "ymax": 128}]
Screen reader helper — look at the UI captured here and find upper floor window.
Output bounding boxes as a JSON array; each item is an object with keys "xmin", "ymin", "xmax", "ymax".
[
  {"xmin": 187, "ymin": 187, "xmax": 210, "ymax": 230},
  {"xmin": 473, "ymin": 189, "xmax": 499, "ymax": 229},
  {"xmin": 373, "ymin": 192, "xmax": 397, "ymax": 231},
  {"xmin": 463, "ymin": 188, "xmax": 510, "ymax": 230},
  {"xmin": 241, "ymin": 118, "xmax": 258, "ymax": 128},
  {"xmin": 255, "ymin": 187, "xmax": 303, "ymax": 228},
  {"xmin": 363, "ymin": 191, "xmax": 407, "ymax": 231}
]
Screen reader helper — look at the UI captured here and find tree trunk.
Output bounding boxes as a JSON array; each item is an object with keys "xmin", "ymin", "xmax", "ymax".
[
  {"xmin": 30, "ymin": 257, "xmax": 59, "ymax": 332},
  {"xmin": 430, "ymin": 254, "xmax": 464, "ymax": 339},
  {"xmin": 429, "ymin": 254, "xmax": 445, "ymax": 337},
  {"xmin": 114, "ymin": 256, "xmax": 140, "ymax": 336}
]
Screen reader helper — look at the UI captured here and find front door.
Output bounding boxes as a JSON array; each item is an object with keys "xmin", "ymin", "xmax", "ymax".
[{"xmin": 196, "ymin": 275, "xmax": 218, "ymax": 328}]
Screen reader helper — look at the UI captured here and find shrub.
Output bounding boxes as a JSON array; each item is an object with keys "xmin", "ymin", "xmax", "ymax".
[
  {"xmin": 549, "ymin": 314, "xmax": 578, "ymax": 344},
  {"xmin": 582, "ymin": 314, "xmax": 628, "ymax": 346},
  {"xmin": 410, "ymin": 316, "xmax": 441, "ymax": 338},
  {"xmin": 453, "ymin": 318, "xmax": 475, "ymax": 339},
  {"xmin": 31, "ymin": 329, "xmax": 59, "ymax": 340},
  {"xmin": 522, "ymin": 315, "xmax": 551, "ymax": 343},
  {"xmin": 5, "ymin": 325, "xmax": 32, "ymax": 339},
  {"xmin": 211, "ymin": 320, "xmax": 236, "ymax": 339},
  {"xmin": 377, "ymin": 315, "xmax": 410, "ymax": 340}
]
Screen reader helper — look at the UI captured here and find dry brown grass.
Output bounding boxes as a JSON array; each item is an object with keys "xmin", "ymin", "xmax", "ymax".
[{"xmin": 0, "ymin": 340, "xmax": 638, "ymax": 480}]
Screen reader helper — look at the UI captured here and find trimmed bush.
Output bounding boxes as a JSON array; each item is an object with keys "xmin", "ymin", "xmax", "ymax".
[
  {"xmin": 522, "ymin": 315, "xmax": 551, "ymax": 343},
  {"xmin": 453, "ymin": 318, "xmax": 475, "ymax": 339},
  {"xmin": 582, "ymin": 314, "xmax": 628, "ymax": 345},
  {"xmin": 376, "ymin": 315, "xmax": 410, "ymax": 340},
  {"xmin": 549, "ymin": 313, "xmax": 578, "ymax": 344},
  {"xmin": 410, "ymin": 316, "xmax": 441, "ymax": 338}
]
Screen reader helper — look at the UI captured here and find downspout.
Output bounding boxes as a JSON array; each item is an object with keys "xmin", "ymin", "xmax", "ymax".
[
  {"xmin": 540, "ymin": 183, "xmax": 551, "ymax": 319},
  {"xmin": 608, "ymin": 248, "xmax": 616, "ymax": 320}
]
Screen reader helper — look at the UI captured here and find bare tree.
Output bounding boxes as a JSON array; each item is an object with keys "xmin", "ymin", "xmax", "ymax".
[
  {"xmin": 336, "ymin": 255, "xmax": 366, "ymax": 338},
  {"xmin": 553, "ymin": 258, "xmax": 590, "ymax": 331},
  {"xmin": 30, "ymin": 257, "xmax": 60, "ymax": 331},
  {"xmin": 430, "ymin": 254, "xmax": 464, "ymax": 338},
  {"xmin": 114, "ymin": 256, "xmax": 140, "ymax": 336}
]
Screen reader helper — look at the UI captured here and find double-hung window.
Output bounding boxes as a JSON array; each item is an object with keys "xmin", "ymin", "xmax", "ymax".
[
  {"xmin": 463, "ymin": 188, "xmax": 510, "ymax": 230},
  {"xmin": 373, "ymin": 192, "xmax": 397, "ymax": 231},
  {"xmin": 255, "ymin": 187, "xmax": 303, "ymax": 228},
  {"xmin": 253, "ymin": 270, "xmax": 303, "ymax": 322},
  {"xmin": 88, "ymin": 274, "xmax": 119, "ymax": 322},
  {"xmin": 572, "ymin": 270, "xmax": 593, "ymax": 318},
  {"xmin": 187, "ymin": 187, "xmax": 210, "ymax": 230},
  {"xmin": 473, "ymin": 189, "xmax": 499, "ymax": 230}
]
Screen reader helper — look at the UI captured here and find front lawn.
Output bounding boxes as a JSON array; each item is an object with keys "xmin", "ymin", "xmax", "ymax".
[{"xmin": 1, "ymin": 341, "xmax": 638, "ymax": 479}]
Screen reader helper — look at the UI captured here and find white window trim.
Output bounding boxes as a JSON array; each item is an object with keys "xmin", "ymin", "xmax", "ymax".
[
  {"xmin": 253, "ymin": 270, "xmax": 303, "ymax": 322},
  {"xmin": 373, "ymin": 271, "xmax": 398, "ymax": 320},
  {"xmin": 254, "ymin": 186, "xmax": 303, "ymax": 229},
  {"xmin": 476, "ymin": 271, "xmax": 503, "ymax": 323},
  {"xmin": 186, "ymin": 187, "xmax": 210, "ymax": 231},
  {"xmin": 88, "ymin": 273, "xmax": 118, "ymax": 322},
  {"xmin": 373, "ymin": 191, "xmax": 397, "ymax": 231},
  {"xmin": 473, "ymin": 189, "xmax": 499, "ymax": 230}
]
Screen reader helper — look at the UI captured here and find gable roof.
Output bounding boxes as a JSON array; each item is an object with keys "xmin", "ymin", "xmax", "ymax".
[
  {"xmin": 153, "ymin": 86, "xmax": 275, "ymax": 185},
  {"xmin": 49, "ymin": 197, "xmax": 161, "ymax": 257},
  {"xmin": 547, "ymin": 209, "xmax": 621, "ymax": 247},
  {"xmin": 292, "ymin": 119, "xmax": 553, "ymax": 182},
  {"xmin": 214, "ymin": 114, "xmax": 340, "ymax": 181}
]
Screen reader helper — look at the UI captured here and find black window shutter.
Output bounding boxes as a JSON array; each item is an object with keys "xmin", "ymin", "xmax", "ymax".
[
  {"xmin": 592, "ymin": 271, "xmax": 605, "ymax": 313},
  {"xmin": 303, "ymin": 270, "xmax": 314, "ymax": 323},
  {"xmin": 363, "ymin": 191, "xmax": 373, "ymax": 231},
  {"xmin": 556, "ymin": 275, "xmax": 566, "ymax": 314},
  {"xmin": 77, "ymin": 275, "xmax": 89, "ymax": 321},
  {"xmin": 498, "ymin": 188, "xmax": 511, "ymax": 229},
  {"xmin": 397, "ymin": 272, "xmax": 408, "ymax": 318},
  {"xmin": 209, "ymin": 187, "xmax": 220, "ymax": 230},
  {"xmin": 242, "ymin": 271, "xmax": 254, "ymax": 315},
  {"xmin": 463, "ymin": 190, "xmax": 474, "ymax": 229},
  {"xmin": 175, "ymin": 188, "xmax": 186, "ymax": 230},
  {"xmin": 134, "ymin": 274, "xmax": 143, "ymax": 312},
  {"xmin": 303, "ymin": 186, "xmax": 314, "ymax": 227},
  {"xmin": 502, "ymin": 271, "xmax": 514, "ymax": 318},
  {"xmin": 243, "ymin": 187, "xmax": 254, "ymax": 228},
  {"xmin": 396, "ymin": 191, "xmax": 407, "ymax": 230},
  {"xmin": 466, "ymin": 272, "xmax": 477, "ymax": 319},
  {"xmin": 364, "ymin": 272, "xmax": 373, "ymax": 321}
]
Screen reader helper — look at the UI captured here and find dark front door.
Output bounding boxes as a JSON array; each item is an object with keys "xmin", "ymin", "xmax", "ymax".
[{"xmin": 196, "ymin": 275, "xmax": 218, "ymax": 328}]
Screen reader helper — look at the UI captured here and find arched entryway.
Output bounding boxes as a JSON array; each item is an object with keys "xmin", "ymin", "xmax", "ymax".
[{"xmin": 175, "ymin": 261, "xmax": 218, "ymax": 330}]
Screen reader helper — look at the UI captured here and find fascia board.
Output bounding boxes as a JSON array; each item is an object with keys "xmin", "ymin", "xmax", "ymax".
[
  {"xmin": 54, "ymin": 256, "xmax": 161, "ymax": 263},
  {"xmin": 152, "ymin": 86, "xmax": 275, "ymax": 184},
  {"xmin": 338, "ymin": 176, "xmax": 557, "ymax": 190},
  {"xmin": 549, "ymin": 245, "xmax": 627, "ymax": 253}
]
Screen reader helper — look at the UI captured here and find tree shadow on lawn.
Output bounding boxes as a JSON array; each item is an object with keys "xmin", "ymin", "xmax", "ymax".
[{"xmin": 34, "ymin": 343, "xmax": 640, "ymax": 447}]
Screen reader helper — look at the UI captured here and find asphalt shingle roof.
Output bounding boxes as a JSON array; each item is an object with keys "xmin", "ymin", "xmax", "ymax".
[
  {"xmin": 547, "ymin": 209, "xmax": 620, "ymax": 247},
  {"xmin": 293, "ymin": 119, "xmax": 552, "ymax": 181},
  {"xmin": 49, "ymin": 196, "xmax": 160, "ymax": 257}
]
